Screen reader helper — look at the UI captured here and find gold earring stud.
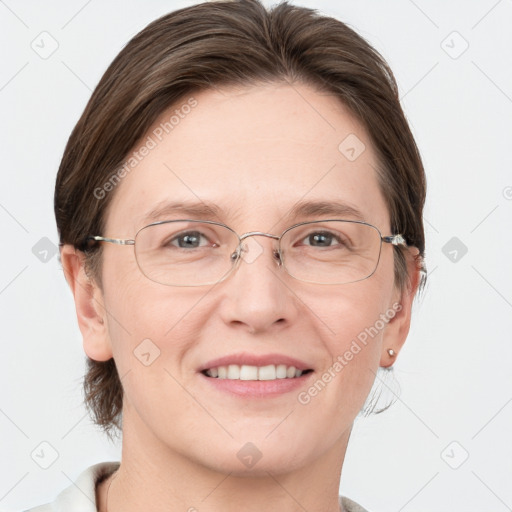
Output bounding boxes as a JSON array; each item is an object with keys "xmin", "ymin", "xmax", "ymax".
[{"xmin": 387, "ymin": 348, "xmax": 396, "ymax": 357}]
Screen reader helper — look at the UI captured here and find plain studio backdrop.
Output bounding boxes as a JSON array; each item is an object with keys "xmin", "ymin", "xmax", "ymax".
[{"xmin": 1, "ymin": 1, "xmax": 511, "ymax": 511}]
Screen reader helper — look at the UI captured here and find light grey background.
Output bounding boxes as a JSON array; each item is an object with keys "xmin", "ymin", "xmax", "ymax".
[{"xmin": 1, "ymin": 1, "xmax": 511, "ymax": 511}]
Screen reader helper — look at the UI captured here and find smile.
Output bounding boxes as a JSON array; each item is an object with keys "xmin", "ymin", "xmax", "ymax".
[{"xmin": 202, "ymin": 364, "xmax": 314, "ymax": 380}]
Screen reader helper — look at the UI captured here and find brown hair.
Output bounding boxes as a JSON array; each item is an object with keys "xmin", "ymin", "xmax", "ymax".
[{"xmin": 55, "ymin": 0, "xmax": 427, "ymax": 439}]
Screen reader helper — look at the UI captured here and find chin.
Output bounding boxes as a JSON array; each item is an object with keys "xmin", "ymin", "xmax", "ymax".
[
  {"xmin": 204, "ymin": 449, "xmax": 310, "ymax": 477},
  {"xmin": 186, "ymin": 430, "xmax": 315, "ymax": 476}
]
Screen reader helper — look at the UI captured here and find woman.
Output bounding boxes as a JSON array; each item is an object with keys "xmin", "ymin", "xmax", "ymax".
[{"xmin": 25, "ymin": 0, "xmax": 426, "ymax": 510}]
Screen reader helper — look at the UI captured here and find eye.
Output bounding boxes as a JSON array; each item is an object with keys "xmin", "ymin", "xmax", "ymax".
[
  {"xmin": 167, "ymin": 230, "xmax": 210, "ymax": 249},
  {"xmin": 301, "ymin": 231, "xmax": 346, "ymax": 248}
]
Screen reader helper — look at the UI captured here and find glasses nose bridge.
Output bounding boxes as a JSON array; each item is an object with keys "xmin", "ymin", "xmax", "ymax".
[
  {"xmin": 239, "ymin": 231, "xmax": 280, "ymax": 243},
  {"xmin": 237, "ymin": 230, "xmax": 282, "ymax": 263}
]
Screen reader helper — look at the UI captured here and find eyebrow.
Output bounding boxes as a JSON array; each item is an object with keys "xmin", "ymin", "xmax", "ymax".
[
  {"xmin": 141, "ymin": 200, "xmax": 225, "ymax": 224},
  {"xmin": 140, "ymin": 199, "xmax": 366, "ymax": 225},
  {"xmin": 286, "ymin": 200, "xmax": 366, "ymax": 223}
]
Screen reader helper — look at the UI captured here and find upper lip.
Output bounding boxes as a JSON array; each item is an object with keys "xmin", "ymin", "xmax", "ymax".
[{"xmin": 199, "ymin": 352, "xmax": 313, "ymax": 372}]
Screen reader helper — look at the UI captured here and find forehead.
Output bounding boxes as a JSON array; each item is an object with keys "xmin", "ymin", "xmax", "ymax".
[{"xmin": 104, "ymin": 82, "xmax": 390, "ymax": 234}]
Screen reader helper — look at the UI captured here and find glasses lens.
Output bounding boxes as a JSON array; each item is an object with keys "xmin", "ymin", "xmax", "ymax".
[
  {"xmin": 280, "ymin": 221, "xmax": 382, "ymax": 284},
  {"xmin": 135, "ymin": 221, "xmax": 239, "ymax": 286}
]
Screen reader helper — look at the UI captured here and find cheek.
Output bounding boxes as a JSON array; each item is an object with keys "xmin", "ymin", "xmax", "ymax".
[
  {"xmin": 305, "ymin": 268, "xmax": 393, "ymax": 404},
  {"xmin": 316, "ymin": 264, "xmax": 392, "ymax": 350},
  {"xmin": 102, "ymin": 247, "xmax": 194, "ymax": 338},
  {"xmin": 325, "ymin": 291, "xmax": 385, "ymax": 369},
  {"xmin": 102, "ymin": 264, "xmax": 228, "ymax": 419},
  {"xmin": 104, "ymin": 277, "xmax": 200, "ymax": 362}
]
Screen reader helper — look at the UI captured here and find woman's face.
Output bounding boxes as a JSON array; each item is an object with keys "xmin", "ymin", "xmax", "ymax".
[{"xmin": 80, "ymin": 82, "xmax": 414, "ymax": 474}]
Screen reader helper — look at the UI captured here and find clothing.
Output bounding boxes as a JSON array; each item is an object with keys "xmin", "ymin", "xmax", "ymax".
[{"xmin": 21, "ymin": 461, "xmax": 370, "ymax": 512}]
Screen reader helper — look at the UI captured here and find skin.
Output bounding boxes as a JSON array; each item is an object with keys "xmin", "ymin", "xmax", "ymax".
[{"xmin": 61, "ymin": 82, "xmax": 420, "ymax": 512}]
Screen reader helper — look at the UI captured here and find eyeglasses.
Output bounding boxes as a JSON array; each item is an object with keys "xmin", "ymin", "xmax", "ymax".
[{"xmin": 84, "ymin": 219, "xmax": 407, "ymax": 286}]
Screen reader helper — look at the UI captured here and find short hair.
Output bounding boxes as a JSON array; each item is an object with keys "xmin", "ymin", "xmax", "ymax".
[{"xmin": 55, "ymin": 0, "xmax": 427, "ymax": 439}]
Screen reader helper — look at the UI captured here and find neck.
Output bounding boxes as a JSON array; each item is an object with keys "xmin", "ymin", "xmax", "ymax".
[{"xmin": 99, "ymin": 403, "xmax": 351, "ymax": 512}]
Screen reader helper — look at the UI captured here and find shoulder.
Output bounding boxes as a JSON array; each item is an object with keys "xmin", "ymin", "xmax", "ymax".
[
  {"xmin": 340, "ymin": 495, "xmax": 371, "ymax": 512},
  {"xmin": 21, "ymin": 460, "xmax": 120, "ymax": 512}
]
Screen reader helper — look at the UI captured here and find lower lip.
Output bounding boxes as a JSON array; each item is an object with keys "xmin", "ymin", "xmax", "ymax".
[{"xmin": 199, "ymin": 372, "xmax": 314, "ymax": 397}]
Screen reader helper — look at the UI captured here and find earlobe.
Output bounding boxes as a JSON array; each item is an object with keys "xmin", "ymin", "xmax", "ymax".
[
  {"xmin": 60, "ymin": 244, "xmax": 113, "ymax": 362},
  {"xmin": 380, "ymin": 247, "xmax": 422, "ymax": 368}
]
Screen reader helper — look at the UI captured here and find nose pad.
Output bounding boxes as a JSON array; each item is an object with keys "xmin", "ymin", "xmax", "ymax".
[{"xmin": 273, "ymin": 248, "xmax": 283, "ymax": 266}]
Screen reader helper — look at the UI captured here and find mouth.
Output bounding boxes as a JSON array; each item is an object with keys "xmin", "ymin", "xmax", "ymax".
[{"xmin": 201, "ymin": 364, "xmax": 314, "ymax": 380}]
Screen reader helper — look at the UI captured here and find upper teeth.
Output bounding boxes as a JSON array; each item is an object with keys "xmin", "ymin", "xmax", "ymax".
[{"xmin": 205, "ymin": 364, "xmax": 304, "ymax": 380}]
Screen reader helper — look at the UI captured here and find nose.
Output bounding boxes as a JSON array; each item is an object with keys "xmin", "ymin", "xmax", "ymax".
[{"xmin": 217, "ymin": 234, "xmax": 298, "ymax": 335}]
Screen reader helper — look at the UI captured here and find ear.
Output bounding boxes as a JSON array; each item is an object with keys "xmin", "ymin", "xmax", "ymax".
[
  {"xmin": 59, "ymin": 244, "xmax": 113, "ymax": 361},
  {"xmin": 380, "ymin": 247, "xmax": 422, "ymax": 367}
]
